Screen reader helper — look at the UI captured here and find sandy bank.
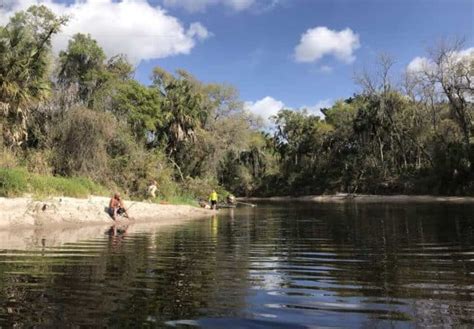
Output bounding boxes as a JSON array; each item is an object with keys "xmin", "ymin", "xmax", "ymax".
[
  {"xmin": 243, "ymin": 193, "xmax": 474, "ymax": 203},
  {"xmin": 0, "ymin": 196, "xmax": 214, "ymax": 229}
]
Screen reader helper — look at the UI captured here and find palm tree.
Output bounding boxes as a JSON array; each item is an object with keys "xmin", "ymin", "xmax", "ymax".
[
  {"xmin": 0, "ymin": 6, "xmax": 67, "ymax": 147},
  {"xmin": 152, "ymin": 71, "xmax": 207, "ymax": 154}
]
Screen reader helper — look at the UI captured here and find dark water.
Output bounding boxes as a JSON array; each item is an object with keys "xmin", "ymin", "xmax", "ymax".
[{"xmin": 1, "ymin": 203, "xmax": 473, "ymax": 328}]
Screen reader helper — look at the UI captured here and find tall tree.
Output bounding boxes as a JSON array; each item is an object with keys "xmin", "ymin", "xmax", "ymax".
[
  {"xmin": 151, "ymin": 68, "xmax": 206, "ymax": 154},
  {"xmin": 0, "ymin": 5, "xmax": 67, "ymax": 147},
  {"xmin": 58, "ymin": 33, "xmax": 107, "ymax": 106}
]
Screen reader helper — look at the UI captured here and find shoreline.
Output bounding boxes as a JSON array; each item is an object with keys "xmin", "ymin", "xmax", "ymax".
[
  {"xmin": 0, "ymin": 219, "xmax": 202, "ymax": 251},
  {"xmin": 0, "ymin": 196, "xmax": 214, "ymax": 230},
  {"xmin": 242, "ymin": 193, "xmax": 474, "ymax": 203}
]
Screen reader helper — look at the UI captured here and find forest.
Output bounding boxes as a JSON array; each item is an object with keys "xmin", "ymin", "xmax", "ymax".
[{"xmin": 1, "ymin": 5, "xmax": 473, "ymax": 200}]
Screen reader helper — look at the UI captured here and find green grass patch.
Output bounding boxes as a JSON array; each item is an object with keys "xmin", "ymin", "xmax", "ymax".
[
  {"xmin": 0, "ymin": 167, "xmax": 28, "ymax": 197},
  {"xmin": 150, "ymin": 194, "xmax": 198, "ymax": 207},
  {"xmin": 0, "ymin": 167, "xmax": 107, "ymax": 198}
]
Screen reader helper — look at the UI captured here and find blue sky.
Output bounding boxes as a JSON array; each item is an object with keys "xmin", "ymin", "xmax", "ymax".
[
  {"xmin": 2, "ymin": 0, "xmax": 473, "ymax": 118},
  {"xmin": 137, "ymin": 0, "xmax": 474, "ymax": 112}
]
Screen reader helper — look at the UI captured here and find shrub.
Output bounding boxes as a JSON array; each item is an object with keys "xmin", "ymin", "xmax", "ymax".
[
  {"xmin": 24, "ymin": 150, "xmax": 53, "ymax": 175},
  {"xmin": 108, "ymin": 136, "xmax": 180, "ymax": 199},
  {"xmin": 0, "ymin": 149, "xmax": 18, "ymax": 169},
  {"xmin": 0, "ymin": 168, "xmax": 28, "ymax": 197},
  {"xmin": 52, "ymin": 107, "xmax": 116, "ymax": 180},
  {"xmin": 182, "ymin": 176, "xmax": 228, "ymax": 200}
]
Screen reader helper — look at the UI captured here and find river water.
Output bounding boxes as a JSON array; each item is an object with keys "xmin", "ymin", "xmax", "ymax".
[{"xmin": 0, "ymin": 202, "xmax": 473, "ymax": 328}]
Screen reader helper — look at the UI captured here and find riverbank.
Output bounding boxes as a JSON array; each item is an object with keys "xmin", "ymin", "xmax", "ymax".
[
  {"xmin": 0, "ymin": 196, "xmax": 214, "ymax": 229},
  {"xmin": 243, "ymin": 193, "xmax": 474, "ymax": 203}
]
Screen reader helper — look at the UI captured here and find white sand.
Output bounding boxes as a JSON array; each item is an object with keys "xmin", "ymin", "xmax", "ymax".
[{"xmin": 0, "ymin": 196, "xmax": 214, "ymax": 229}]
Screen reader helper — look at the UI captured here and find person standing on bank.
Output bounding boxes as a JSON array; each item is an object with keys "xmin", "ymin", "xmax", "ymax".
[
  {"xmin": 147, "ymin": 180, "xmax": 158, "ymax": 199},
  {"xmin": 209, "ymin": 190, "xmax": 218, "ymax": 210}
]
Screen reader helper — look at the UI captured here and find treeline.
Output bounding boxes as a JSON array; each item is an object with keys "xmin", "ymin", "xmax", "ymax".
[
  {"xmin": 1, "ymin": 5, "xmax": 473, "ymax": 199},
  {"xmin": 269, "ymin": 51, "xmax": 473, "ymax": 196}
]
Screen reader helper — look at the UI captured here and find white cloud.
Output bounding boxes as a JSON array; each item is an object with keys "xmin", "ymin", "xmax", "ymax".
[
  {"xmin": 0, "ymin": 0, "xmax": 211, "ymax": 64},
  {"xmin": 163, "ymin": 0, "xmax": 255, "ymax": 13},
  {"xmin": 407, "ymin": 47, "xmax": 474, "ymax": 75},
  {"xmin": 457, "ymin": 47, "xmax": 474, "ymax": 58},
  {"xmin": 406, "ymin": 56, "xmax": 435, "ymax": 74},
  {"xmin": 294, "ymin": 26, "xmax": 360, "ymax": 64},
  {"xmin": 304, "ymin": 99, "xmax": 333, "ymax": 117},
  {"xmin": 245, "ymin": 96, "xmax": 332, "ymax": 127},
  {"xmin": 187, "ymin": 22, "xmax": 213, "ymax": 40},
  {"xmin": 244, "ymin": 96, "xmax": 284, "ymax": 124}
]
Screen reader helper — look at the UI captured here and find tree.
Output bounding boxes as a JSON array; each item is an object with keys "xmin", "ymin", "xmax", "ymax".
[
  {"xmin": 58, "ymin": 33, "xmax": 107, "ymax": 106},
  {"xmin": 151, "ymin": 68, "xmax": 206, "ymax": 155},
  {"xmin": 111, "ymin": 80, "xmax": 163, "ymax": 141},
  {"xmin": 0, "ymin": 5, "xmax": 67, "ymax": 147},
  {"xmin": 427, "ymin": 40, "xmax": 473, "ymax": 147},
  {"xmin": 52, "ymin": 107, "xmax": 116, "ymax": 180}
]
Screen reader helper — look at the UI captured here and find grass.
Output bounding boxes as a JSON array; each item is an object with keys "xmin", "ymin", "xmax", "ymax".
[
  {"xmin": 0, "ymin": 167, "xmax": 201, "ymax": 207},
  {"xmin": 151, "ymin": 195, "xmax": 198, "ymax": 207},
  {"xmin": 0, "ymin": 167, "xmax": 107, "ymax": 198}
]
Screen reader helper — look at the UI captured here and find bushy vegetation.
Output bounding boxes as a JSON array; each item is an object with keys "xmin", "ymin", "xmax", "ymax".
[
  {"xmin": 0, "ymin": 168, "xmax": 106, "ymax": 198},
  {"xmin": 1, "ymin": 5, "xmax": 473, "ymax": 199}
]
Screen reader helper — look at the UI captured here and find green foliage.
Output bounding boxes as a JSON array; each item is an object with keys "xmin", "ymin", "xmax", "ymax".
[
  {"xmin": 182, "ymin": 176, "xmax": 220, "ymax": 199},
  {"xmin": 0, "ymin": 5, "xmax": 67, "ymax": 147},
  {"xmin": 0, "ymin": 168, "xmax": 106, "ymax": 198},
  {"xmin": 1, "ymin": 6, "xmax": 473, "ymax": 200},
  {"xmin": 158, "ymin": 195, "xmax": 199, "ymax": 207},
  {"xmin": 0, "ymin": 168, "xmax": 28, "ymax": 197},
  {"xmin": 58, "ymin": 33, "xmax": 107, "ymax": 104},
  {"xmin": 0, "ymin": 148, "xmax": 19, "ymax": 169},
  {"xmin": 112, "ymin": 80, "xmax": 163, "ymax": 140},
  {"xmin": 28, "ymin": 174, "xmax": 106, "ymax": 198},
  {"xmin": 152, "ymin": 68, "xmax": 206, "ymax": 152},
  {"xmin": 52, "ymin": 107, "xmax": 116, "ymax": 180},
  {"xmin": 268, "ymin": 91, "xmax": 473, "ymax": 196},
  {"xmin": 108, "ymin": 139, "xmax": 178, "ymax": 199},
  {"xmin": 23, "ymin": 149, "xmax": 53, "ymax": 175}
]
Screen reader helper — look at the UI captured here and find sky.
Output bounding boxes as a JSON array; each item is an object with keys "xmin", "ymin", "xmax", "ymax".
[{"xmin": 1, "ymin": 0, "xmax": 473, "ymax": 121}]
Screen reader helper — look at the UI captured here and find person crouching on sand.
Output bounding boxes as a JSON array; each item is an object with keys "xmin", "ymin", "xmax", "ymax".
[{"xmin": 109, "ymin": 192, "xmax": 129, "ymax": 220}]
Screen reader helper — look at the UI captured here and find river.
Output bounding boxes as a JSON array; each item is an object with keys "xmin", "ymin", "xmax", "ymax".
[{"xmin": 0, "ymin": 202, "xmax": 473, "ymax": 328}]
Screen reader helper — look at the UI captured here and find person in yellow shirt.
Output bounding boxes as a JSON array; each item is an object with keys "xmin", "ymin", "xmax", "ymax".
[{"xmin": 209, "ymin": 190, "xmax": 218, "ymax": 210}]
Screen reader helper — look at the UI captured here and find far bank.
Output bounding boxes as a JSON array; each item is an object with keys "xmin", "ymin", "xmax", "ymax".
[{"xmin": 242, "ymin": 194, "xmax": 474, "ymax": 204}]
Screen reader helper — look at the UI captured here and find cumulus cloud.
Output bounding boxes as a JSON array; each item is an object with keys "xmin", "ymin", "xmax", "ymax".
[
  {"xmin": 407, "ymin": 47, "xmax": 474, "ymax": 75},
  {"xmin": 244, "ymin": 96, "xmax": 284, "ymax": 124},
  {"xmin": 406, "ymin": 56, "xmax": 435, "ymax": 74},
  {"xmin": 163, "ymin": 0, "xmax": 255, "ymax": 13},
  {"xmin": 187, "ymin": 22, "xmax": 213, "ymax": 40},
  {"xmin": 294, "ymin": 26, "xmax": 360, "ymax": 64},
  {"xmin": 304, "ymin": 99, "xmax": 333, "ymax": 117},
  {"xmin": 457, "ymin": 47, "xmax": 474, "ymax": 58},
  {"xmin": 0, "ymin": 0, "xmax": 211, "ymax": 64},
  {"xmin": 245, "ymin": 96, "xmax": 332, "ymax": 126}
]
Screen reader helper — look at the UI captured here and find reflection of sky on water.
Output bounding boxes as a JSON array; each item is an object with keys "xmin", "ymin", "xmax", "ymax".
[
  {"xmin": 249, "ymin": 258, "xmax": 285, "ymax": 290},
  {"xmin": 0, "ymin": 203, "xmax": 473, "ymax": 328}
]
